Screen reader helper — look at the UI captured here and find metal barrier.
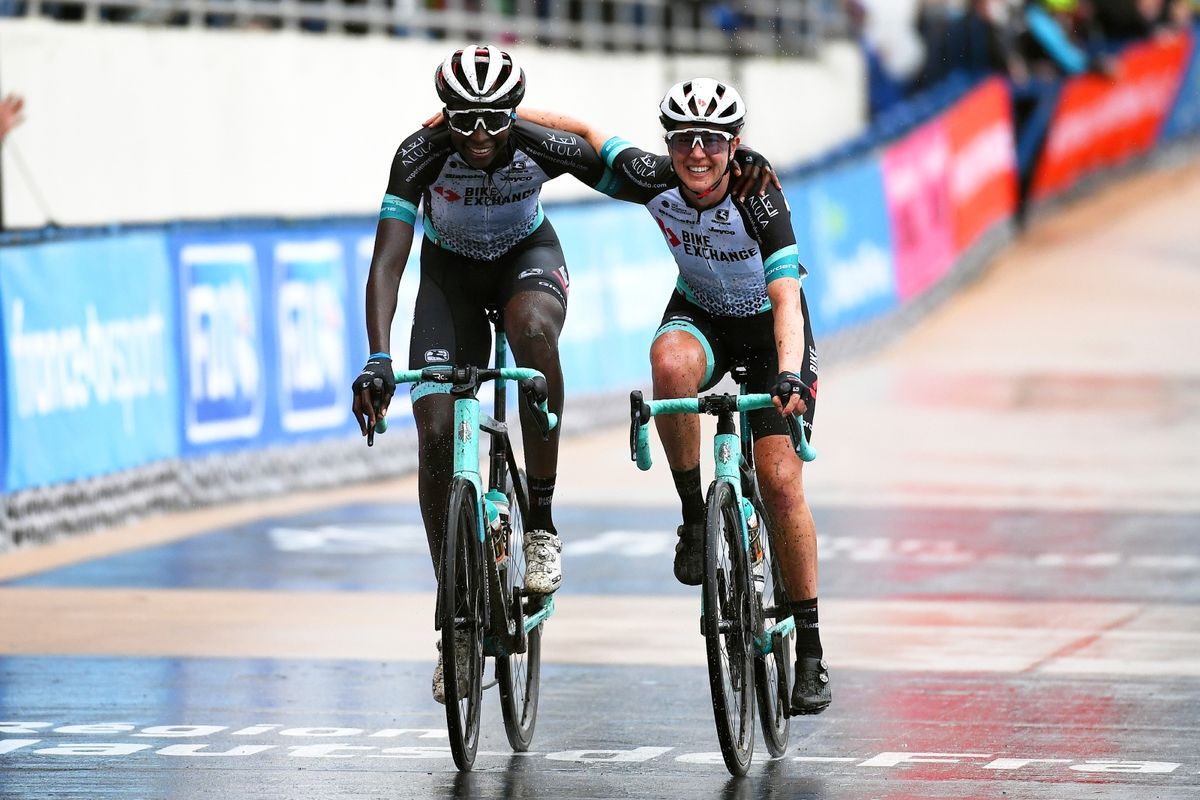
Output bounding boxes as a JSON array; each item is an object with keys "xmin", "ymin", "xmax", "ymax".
[{"xmin": 14, "ymin": 0, "xmax": 847, "ymax": 57}]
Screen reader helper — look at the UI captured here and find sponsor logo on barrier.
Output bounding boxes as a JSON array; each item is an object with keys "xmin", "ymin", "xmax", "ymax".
[
  {"xmin": 7, "ymin": 301, "xmax": 170, "ymax": 430},
  {"xmin": 882, "ymin": 121, "xmax": 956, "ymax": 301},
  {"xmin": 275, "ymin": 241, "xmax": 348, "ymax": 433},
  {"xmin": 181, "ymin": 244, "xmax": 265, "ymax": 445},
  {"xmin": 818, "ymin": 241, "xmax": 894, "ymax": 321},
  {"xmin": 944, "ymin": 78, "xmax": 1017, "ymax": 251}
]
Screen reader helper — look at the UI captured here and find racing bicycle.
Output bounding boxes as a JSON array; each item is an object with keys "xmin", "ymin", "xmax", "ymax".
[
  {"xmin": 628, "ymin": 365, "xmax": 816, "ymax": 775},
  {"xmin": 373, "ymin": 311, "xmax": 558, "ymax": 771}
]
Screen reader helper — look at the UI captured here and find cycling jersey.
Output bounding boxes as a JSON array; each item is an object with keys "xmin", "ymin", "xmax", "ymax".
[
  {"xmin": 380, "ymin": 120, "xmax": 616, "ymax": 261},
  {"xmin": 598, "ymin": 137, "xmax": 805, "ymax": 318}
]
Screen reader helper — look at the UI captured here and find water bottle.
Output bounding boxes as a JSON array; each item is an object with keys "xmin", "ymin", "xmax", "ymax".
[
  {"xmin": 743, "ymin": 499, "xmax": 765, "ymax": 594},
  {"xmin": 485, "ymin": 490, "xmax": 510, "ymax": 564}
]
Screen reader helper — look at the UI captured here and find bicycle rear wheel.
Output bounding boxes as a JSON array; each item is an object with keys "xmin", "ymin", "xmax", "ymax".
[
  {"xmin": 752, "ymin": 497, "xmax": 793, "ymax": 757},
  {"xmin": 497, "ymin": 469, "xmax": 542, "ymax": 751},
  {"xmin": 702, "ymin": 479, "xmax": 756, "ymax": 776},
  {"xmin": 440, "ymin": 477, "xmax": 486, "ymax": 771}
]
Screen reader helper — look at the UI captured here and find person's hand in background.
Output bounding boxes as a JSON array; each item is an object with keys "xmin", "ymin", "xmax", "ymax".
[{"xmin": 0, "ymin": 94, "xmax": 25, "ymax": 141}]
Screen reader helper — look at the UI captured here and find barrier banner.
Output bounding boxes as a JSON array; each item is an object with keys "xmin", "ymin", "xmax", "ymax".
[
  {"xmin": 1161, "ymin": 30, "xmax": 1200, "ymax": 141},
  {"xmin": 1032, "ymin": 35, "xmax": 1190, "ymax": 200},
  {"xmin": 943, "ymin": 78, "xmax": 1018, "ymax": 251},
  {"xmin": 787, "ymin": 158, "xmax": 899, "ymax": 336},
  {"xmin": 345, "ymin": 226, "xmax": 425, "ymax": 429},
  {"xmin": 882, "ymin": 120, "xmax": 956, "ymax": 301},
  {"xmin": 173, "ymin": 238, "xmax": 269, "ymax": 453},
  {"xmin": 271, "ymin": 238, "xmax": 355, "ymax": 437},
  {"xmin": 554, "ymin": 203, "xmax": 678, "ymax": 392},
  {"xmin": 0, "ymin": 235, "xmax": 180, "ymax": 490}
]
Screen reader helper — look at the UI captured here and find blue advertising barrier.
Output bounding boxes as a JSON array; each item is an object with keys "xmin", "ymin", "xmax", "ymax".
[
  {"xmin": 172, "ymin": 236, "xmax": 268, "ymax": 454},
  {"xmin": 553, "ymin": 202, "xmax": 679, "ymax": 393},
  {"xmin": 1162, "ymin": 29, "xmax": 1200, "ymax": 142},
  {"xmin": 0, "ymin": 234, "xmax": 180, "ymax": 491},
  {"xmin": 785, "ymin": 158, "xmax": 899, "ymax": 337},
  {"xmin": 170, "ymin": 226, "xmax": 379, "ymax": 455}
]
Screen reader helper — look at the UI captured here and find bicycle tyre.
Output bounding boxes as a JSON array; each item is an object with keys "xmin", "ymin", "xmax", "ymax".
[
  {"xmin": 703, "ymin": 479, "xmax": 756, "ymax": 776},
  {"xmin": 752, "ymin": 496, "xmax": 793, "ymax": 757},
  {"xmin": 440, "ymin": 477, "xmax": 486, "ymax": 771},
  {"xmin": 497, "ymin": 468, "xmax": 542, "ymax": 751}
]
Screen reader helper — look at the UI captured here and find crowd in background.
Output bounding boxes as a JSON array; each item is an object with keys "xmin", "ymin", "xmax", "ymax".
[{"xmin": 855, "ymin": 0, "xmax": 1198, "ymax": 118}]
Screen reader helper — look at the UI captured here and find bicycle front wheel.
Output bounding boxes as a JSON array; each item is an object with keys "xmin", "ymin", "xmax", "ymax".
[
  {"xmin": 752, "ymin": 496, "xmax": 793, "ymax": 757},
  {"xmin": 497, "ymin": 469, "xmax": 542, "ymax": 751},
  {"xmin": 440, "ymin": 477, "xmax": 486, "ymax": 771},
  {"xmin": 703, "ymin": 479, "xmax": 756, "ymax": 776}
]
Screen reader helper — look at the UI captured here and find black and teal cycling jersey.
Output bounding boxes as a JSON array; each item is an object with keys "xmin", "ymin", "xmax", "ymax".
[
  {"xmin": 599, "ymin": 136, "xmax": 804, "ymax": 318},
  {"xmin": 380, "ymin": 120, "xmax": 617, "ymax": 261}
]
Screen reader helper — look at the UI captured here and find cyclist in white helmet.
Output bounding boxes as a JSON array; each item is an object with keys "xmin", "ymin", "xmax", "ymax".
[
  {"xmin": 352, "ymin": 44, "xmax": 616, "ymax": 704},
  {"xmin": 519, "ymin": 78, "xmax": 832, "ymax": 717}
]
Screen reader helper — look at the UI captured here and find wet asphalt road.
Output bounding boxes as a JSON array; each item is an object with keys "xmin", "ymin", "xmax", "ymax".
[{"xmin": 1, "ymin": 502, "xmax": 1198, "ymax": 799}]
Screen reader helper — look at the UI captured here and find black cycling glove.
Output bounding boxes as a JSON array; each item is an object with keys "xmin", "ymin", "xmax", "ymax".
[
  {"xmin": 733, "ymin": 146, "xmax": 773, "ymax": 173},
  {"xmin": 773, "ymin": 370, "xmax": 813, "ymax": 407},
  {"xmin": 353, "ymin": 355, "xmax": 396, "ymax": 404}
]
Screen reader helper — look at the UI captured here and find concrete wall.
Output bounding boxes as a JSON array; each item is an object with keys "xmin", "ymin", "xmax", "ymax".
[{"xmin": 0, "ymin": 20, "xmax": 865, "ymax": 228}]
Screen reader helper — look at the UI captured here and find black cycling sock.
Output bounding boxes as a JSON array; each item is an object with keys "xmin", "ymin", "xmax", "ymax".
[
  {"xmin": 526, "ymin": 475, "xmax": 556, "ymax": 533},
  {"xmin": 787, "ymin": 597, "xmax": 823, "ymax": 659},
  {"xmin": 671, "ymin": 466, "xmax": 705, "ymax": 525}
]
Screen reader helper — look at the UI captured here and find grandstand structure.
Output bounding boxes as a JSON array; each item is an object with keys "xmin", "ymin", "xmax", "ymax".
[{"xmin": 9, "ymin": 0, "xmax": 847, "ymax": 57}]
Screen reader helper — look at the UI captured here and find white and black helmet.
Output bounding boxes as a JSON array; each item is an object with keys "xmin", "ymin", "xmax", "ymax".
[
  {"xmin": 659, "ymin": 78, "xmax": 746, "ymax": 132},
  {"xmin": 435, "ymin": 44, "xmax": 526, "ymax": 109}
]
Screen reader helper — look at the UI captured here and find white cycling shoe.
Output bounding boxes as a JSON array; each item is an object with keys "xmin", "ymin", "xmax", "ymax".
[
  {"xmin": 432, "ymin": 637, "xmax": 471, "ymax": 705},
  {"xmin": 523, "ymin": 529, "xmax": 562, "ymax": 594}
]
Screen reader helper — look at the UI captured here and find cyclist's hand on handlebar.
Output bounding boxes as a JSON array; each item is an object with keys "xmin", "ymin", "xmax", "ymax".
[
  {"xmin": 772, "ymin": 370, "xmax": 812, "ymax": 417},
  {"xmin": 730, "ymin": 146, "xmax": 782, "ymax": 202},
  {"xmin": 351, "ymin": 355, "xmax": 396, "ymax": 438}
]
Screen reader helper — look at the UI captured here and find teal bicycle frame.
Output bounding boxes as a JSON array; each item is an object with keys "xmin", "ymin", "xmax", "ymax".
[
  {"xmin": 381, "ymin": 334, "xmax": 559, "ymax": 651},
  {"xmin": 631, "ymin": 389, "xmax": 815, "ymax": 655}
]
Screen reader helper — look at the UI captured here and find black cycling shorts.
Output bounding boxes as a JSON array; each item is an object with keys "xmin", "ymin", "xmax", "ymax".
[
  {"xmin": 408, "ymin": 219, "xmax": 570, "ymax": 375},
  {"xmin": 654, "ymin": 290, "xmax": 818, "ymax": 442}
]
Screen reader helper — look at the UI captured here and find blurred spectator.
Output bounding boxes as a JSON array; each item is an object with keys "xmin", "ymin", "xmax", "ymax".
[
  {"xmin": 1018, "ymin": 0, "xmax": 1115, "ymax": 79},
  {"xmin": 916, "ymin": 0, "xmax": 1029, "ymax": 90},
  {"xmin": 0, "ymin": 94, "xmax": 24, "ymax": 142},
  {"xmin": 848, "ymin": 0, "xmax": 909, "ymax": 117}
]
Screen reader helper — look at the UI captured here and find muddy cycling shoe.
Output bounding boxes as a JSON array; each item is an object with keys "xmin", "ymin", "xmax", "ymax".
[
  {"xmin": 523, "ymin": 530, "xmax": 562, "ymax": 594},
  {"xmin": 790, "ymin": 656, "xmax": 831, "ymax": 715},
  {"xmin": 432, "ymin": 637, "xmax": 471, "ymax": 705},
  {"xmin": 673, "ymin": 523, "xmax": 705, "ymax": 586}
]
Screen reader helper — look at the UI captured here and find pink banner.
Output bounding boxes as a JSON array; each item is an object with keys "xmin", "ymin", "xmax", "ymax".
[{"xmin": 882, "ymin": 120, "xmax": 956, "ymax": 301}]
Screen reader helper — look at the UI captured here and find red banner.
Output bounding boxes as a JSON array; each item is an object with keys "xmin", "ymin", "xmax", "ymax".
[
  {"xmin": 1032, "ymin": 36, "xmax": 1190, "ymax": 200},
  {"xmin": 943, "ymin": 78, "xmax": 1018, "ymax": 251}
]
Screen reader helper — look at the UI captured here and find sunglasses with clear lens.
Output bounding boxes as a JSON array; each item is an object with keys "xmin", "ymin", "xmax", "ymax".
[
  {"xmin": 445, "ymin": 108, "xmax": 515, "ymax": 136},
  {"xmin": 665, "ymin": 128, "xmax": 734, "ymax": 156}
]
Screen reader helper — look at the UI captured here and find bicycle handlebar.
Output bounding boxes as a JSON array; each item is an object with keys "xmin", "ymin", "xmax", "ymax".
[
  {"xmin": 628, "ymin": 390, "xmax": 816, "ymax": 470},
  {"xmin": 373, "ymin": 366, "xmax": 558, "ymax": 436}
]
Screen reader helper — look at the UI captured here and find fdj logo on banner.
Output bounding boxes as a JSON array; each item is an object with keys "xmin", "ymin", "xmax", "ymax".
[
  {"xmin": 180, "ymin": 243, "xmax": 265, "ymax": 449},
  {"xmin": 0, "ymin": 235, "xmax": 180, "ymax": 490},
  {"xmin": 274, "ymin": 240, "xmax": 350, "ymax": 434}
]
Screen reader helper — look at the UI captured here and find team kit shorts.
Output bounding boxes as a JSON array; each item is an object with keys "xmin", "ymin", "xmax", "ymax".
[
  {"xmin": 407, "ymin": 220, "xmax": 569, "ymax": 377},
  {"xmin": 654, "ymin": 290, "xmax": 818, "ymax": 442}
]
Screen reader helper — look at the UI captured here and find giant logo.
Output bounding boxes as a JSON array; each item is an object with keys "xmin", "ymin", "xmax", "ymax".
[
  {"xmin": 275, "ymin": 241, "xmax": 348, "ymax": 433},
  {"xmin": 180, "ymin": 243, "xmax": 265, "ymax": 446}
]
